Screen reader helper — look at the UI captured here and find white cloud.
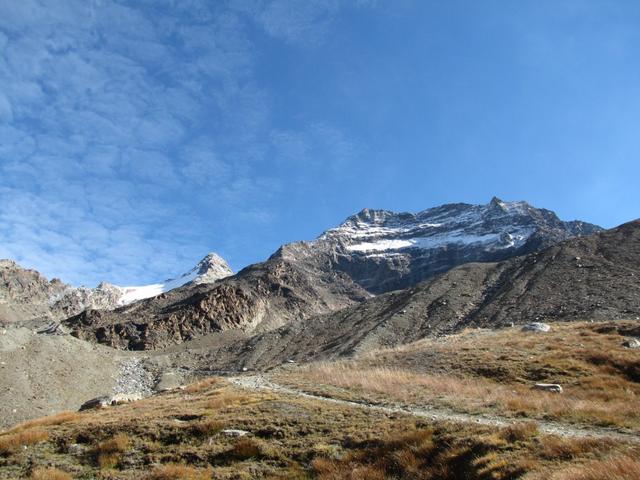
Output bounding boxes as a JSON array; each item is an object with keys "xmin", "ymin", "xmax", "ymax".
[
  {"xmin": 0, "ymin": 0, "xmax": 369, "ymax": 285},
  {"xmin": 259, "ymin": 0, "xmax": 339, "ymax": 45}
]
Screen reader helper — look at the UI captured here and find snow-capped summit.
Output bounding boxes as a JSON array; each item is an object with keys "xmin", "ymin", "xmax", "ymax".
[
  {"xmin": 191, "ymin": 253, "xmax": 234, "ymax": 284},
  {"xmin": 115, "ymin": 253, "xmax": 233, "ymax": 305},
  {"xmin": 0, "ymin": 253, "xmax": 233, "ymax": 325},
  {"xmin": 299, "ymin": 198, "xmax": 603, "ymax": 294},
  {"xmin": 322, "ymin": 197, "xmax": 573, "ymax": 253}
]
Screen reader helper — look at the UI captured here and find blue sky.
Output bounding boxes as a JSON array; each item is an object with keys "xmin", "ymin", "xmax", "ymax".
[{"xmin": 0, "ymin": 0, "xmax": 638, "ymax": 286}]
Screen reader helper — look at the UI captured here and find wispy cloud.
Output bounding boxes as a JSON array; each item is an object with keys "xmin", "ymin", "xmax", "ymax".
[{"xmin": 0, "ymin": 0, "xmax": 369, "ymax": 285}]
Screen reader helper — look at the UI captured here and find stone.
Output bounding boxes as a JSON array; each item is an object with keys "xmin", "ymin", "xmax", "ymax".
[
  {"xmin": 622, "ymin": 338, "xmax": 640, "ymax": 349},
  {"xmin": 156, "ymin": 371, "xmax": 182, "ymax": 392},
  {"xmin": 79, "ymin": 396, "xmax": 111, "ymax": 411},
  {"xmin": 109, "ymin": 393, "xmax": 143, "ymax": 405},
  {"xmin": 521, "ymin": 322, "xmax": 551, "ymax": 333},
  {"xmin": 67, "ymin": 443, "xmax": 87, "ymax": 455},
  {"xmin": 79, "ymin": 392, "xmax": 143, "ymax": 411},
  {"xmin": 221, "ymin": 429, "xmax": 250, "ymax": 437},
  {"xmin": 532, "ymin": 383, "xmax": 563, "ymax": 393}
]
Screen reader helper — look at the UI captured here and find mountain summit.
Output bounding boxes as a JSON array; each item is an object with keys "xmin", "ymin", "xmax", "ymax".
[
  {"xmin": 291, "ymin": 198, "xmax": 602, "ymax": 293},
  {"xmin": 114, "ymin": 252, "xmax": 233, "ymax": 305}
]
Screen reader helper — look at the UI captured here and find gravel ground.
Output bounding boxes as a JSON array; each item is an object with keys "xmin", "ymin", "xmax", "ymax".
[
  {"xmin": 113, "ymin": 357, "xmax": 155, "ymax": 397},
  {"xmin": 0, "ymin": 327, "xmax": 131, "ymax": 429}
]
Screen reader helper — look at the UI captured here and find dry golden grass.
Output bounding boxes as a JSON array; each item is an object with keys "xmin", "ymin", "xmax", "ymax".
[
  {"xmin": 145, "ymin": 464, "xmax": 213, "ymax": 480},
  {"xmin": 312, "ymin": 458, "xmax": 387, "ymax": 480},
  {"xmin": 94, "ymin": 433, "xmax": 130, "ymax": 454},
  {"xmin": 29, "ymin": 467, "xmax": 73, "ymax": 480},
  {"xmin": 205, "ymin": 390, "xmax": 250, "ymax": 410},
  {"xmin": 192, "ymin": 418, "xmax": 224, "ymax": 436},
  {"xmin": 545, "ymin": 455, "xmax": 640, "ymax": 480},
  {"xmin": 230, "ymin": 437, "xmax": 262, "ymax": 459},
  {"xmin": 537, "ymin": 436, "xmax": 615, "ymax": 461},
  {"xmin": 5, "ymin": 411, "xmax": 81, "ymax": 434},
  {"xmin": 1, "ymin": 373, "xmax": 638, "ymax": 480},
  {"xmin": 93, "ymin": 432, "xmax": 130, "ymax": 469},
  {"xmin": 309, "ymin": 423, "xmax": 551, "ymax": 480},
  {"xmin": 499, "ymin": 422, "xmax": 539, "ymax": 443},
  {"xmin": 184, "ymin": 377, "xmax": 219, "ymax": 394},
  {"xmin": 0, "ymin": 429, "xmax": 49, "ymax": 455},
  {"xmin": 277, "ymin": 321, "xmax": 640, "ymax": 430}
]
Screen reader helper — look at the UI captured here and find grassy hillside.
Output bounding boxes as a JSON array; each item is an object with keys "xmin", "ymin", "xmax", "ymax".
[
  {"xmin": 2, "ymin": 320, "xmax": 639, "ymax": 479},
  {"xmin": 0, "ymin": 374, "xmax": 639, "ymax": 479},
  {"xmin": 274, "ymin": 321, "xmax": 640, "ymax": 432}
]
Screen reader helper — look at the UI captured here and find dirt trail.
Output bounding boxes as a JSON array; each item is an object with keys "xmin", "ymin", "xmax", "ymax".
[{"xmin": 230, "ymin": 375, "xmax": 640, "ymax": 444}]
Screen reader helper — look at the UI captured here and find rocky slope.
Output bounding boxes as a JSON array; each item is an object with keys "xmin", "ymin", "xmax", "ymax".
[
  {"xmin": 0, "ymin": 260, "xmax": 72, "ymax": 325},
  {"xmin": 177, "ymin": 220, "xmax": 640, "ymax": 370},
  {"xmin": 0, "ymin": 253, "xmax": 232, "ymax": 327},
  {"xmin": 63, "ymin": 198, "xmax": 602, "ymax": 350},
  {"xmin": 64, "ymin": 252, "xmax": 369, "ymax": 350},
  {"xmin": 0, "ymin": 327, "xmax": 130, "ymax": 429}
]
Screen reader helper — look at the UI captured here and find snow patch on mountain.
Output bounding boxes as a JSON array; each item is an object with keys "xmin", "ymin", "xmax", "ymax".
[
  {"xmin": 115, "ymin": 252, "xmax": 232, "ymax": 305},
  {"xmin": 305, "ymin": 197, "xmax": 602, "ymax": 294},
  {"xmin": 325, "ymin": 199, "xmax": 541, "ymax": 256},
  {"xmin": 345, "ymin": 228, "xmax": 536, "ymax": 253}
]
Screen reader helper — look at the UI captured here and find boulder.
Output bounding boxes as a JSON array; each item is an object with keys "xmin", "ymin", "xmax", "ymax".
[
  {"xmin": 109, "ymin": 393, "xmax": 143, "ymax": 405},
  {"xmin": 156, "ymin": 371, "xmax": 182, "ymax": 392},
  {"xmin": 221, "ymin": 429, "xmax": 250, "ymax": 437},
  {"xmin": 532, "ymin": 383, "xmax": 563, "ymax": 393},
  {"xmin": 79, "ymin": 393, "xmax": 143, "ymax": 411},
  {"xmin": 79, "ymin": 396, "xmax": 111, "ymax": 411},
  {"xmin": 37, "ymin": 323, "xmax": 69, "ymax": 335},
  {"xmin": 521, "ymin": 322, "xmax": 551, "ymax": 333},
  {"xmin": 622, "ymin": 338, "xmax": 640, "ymax": 349}
]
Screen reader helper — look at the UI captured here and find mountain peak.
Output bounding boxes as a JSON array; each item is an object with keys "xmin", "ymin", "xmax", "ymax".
[
  {"xmin": 347, "ymin": 208, "xmax": 396, "ymax": 225},
  {"xmin": 192, "ymin": 253, "xmax": 233, "ymax": 283},
  {"xmin": 116, "ymin": 252, "xmax": 233, "ymax": 305},
  {"xmin": 0, "ymin": 259, "xmax": 18, "ymax": 268},
  {"xmin": 317, "ymin": 198, "xmax": 602, "ymax": 293},
  {"xmin": 489, "ymin": 196, "xmax": 506, "ymax": 209}
]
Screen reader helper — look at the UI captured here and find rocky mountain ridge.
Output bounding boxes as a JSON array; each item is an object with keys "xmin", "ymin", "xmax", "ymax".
[
  {"xmin": 0, "ymin": 253, "xmax": 232, "ymax": 326},
  {"xmin": 277, "ymin": 197, "xmax": 602, "ymax": 293},
  {"xmin": 177, "ymin": 219, "xmax": 640, "ymax": 370},
  {"xmin": 64, "ymin": 251, "xmax": 369, "ymax": 350},
  {"xmin": 63, "ymin": 198, "xmax": 603, "ymax": 350}
]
